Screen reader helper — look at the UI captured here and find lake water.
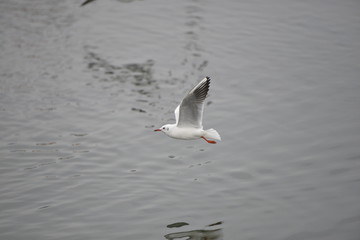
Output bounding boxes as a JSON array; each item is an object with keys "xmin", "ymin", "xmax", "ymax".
[{"xmin": 1, "ymin": 0, "xmax": 360, "ymax": 239}]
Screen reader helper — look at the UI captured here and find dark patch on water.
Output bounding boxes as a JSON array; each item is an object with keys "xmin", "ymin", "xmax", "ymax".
[
  {"xmin": 166, "ymin": 222, "xmax": 189, "ymax": 228},
  {"xmin": 131, "ymin": 107, "xmax": 146, "ymax": 113},
  {"xmin": 165, "ymin": 222, "xmax": 223, "ymax": 240},
  {"xmin": 36, "ymin": 142, "xmax": 56, "ymax": 146},
  {"xmin": 71, "ymin": 133, "xmax": 88, "ymax": 137}
]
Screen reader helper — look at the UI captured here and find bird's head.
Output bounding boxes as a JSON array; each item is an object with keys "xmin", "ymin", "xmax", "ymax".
[{"xmin": 154, "ymin": 124, "xmax": 173, "ymax": 134}]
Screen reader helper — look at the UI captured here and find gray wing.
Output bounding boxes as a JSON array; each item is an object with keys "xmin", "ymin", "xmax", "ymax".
[{"xmin": 176, "ymin": 77, "xmax": 210, "ymax": 128}]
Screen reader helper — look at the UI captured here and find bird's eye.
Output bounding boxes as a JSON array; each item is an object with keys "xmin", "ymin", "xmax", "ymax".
[{"xmin": 162, "ymin": 127, "xmax": 165, "ymax": 130}]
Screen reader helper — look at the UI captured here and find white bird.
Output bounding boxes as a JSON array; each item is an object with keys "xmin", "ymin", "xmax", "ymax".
[{"xmin": 154, "ymin": 77, "xmax": 221, "ymax": 144}]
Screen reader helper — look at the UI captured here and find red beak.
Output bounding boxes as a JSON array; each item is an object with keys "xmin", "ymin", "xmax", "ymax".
[{"xmin": 154, "ymin": 129, "xmax": 161, "ymax": 131}]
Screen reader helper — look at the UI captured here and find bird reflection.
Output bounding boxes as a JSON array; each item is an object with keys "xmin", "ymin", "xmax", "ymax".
[
  {"xmin": 81, "ymin": 0, "xmax": 138, "ymax": 6},
  {"xmin": 81, "ymin": 0, "xmax": 96, "ymax": 6},
  {"xmin": 164, "ymin": 221, "xmax": 223, "ymax": 240}
]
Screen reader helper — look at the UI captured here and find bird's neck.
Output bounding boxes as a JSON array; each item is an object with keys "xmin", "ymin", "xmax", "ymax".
[
  {"xmin": 165, "ymin": 124, "xmax": 177, "ymax": 136},
  {"xmin": 168, "ymin": 124, "xmax": 177, "ymax": 130}
]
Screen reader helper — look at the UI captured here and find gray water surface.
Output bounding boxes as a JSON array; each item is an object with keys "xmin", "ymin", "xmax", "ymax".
[{"xmin": 1, "ymin": 0, "xmax": 360, "ymax": 239}]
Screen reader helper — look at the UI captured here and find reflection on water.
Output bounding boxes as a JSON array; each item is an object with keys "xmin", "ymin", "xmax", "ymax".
[
  {"xmin": 83, "ymin": 47, "xmax": 158, "ymax": 119},
  {"xmin": 167, "ymin": 222, "xmax": 190, "ymax": 228},
  {"xmin": 84, "ymin": 48, "xmax": 155, "ymax": 88},
  {"xmin": 81, "ymin": 0, "xmax": 96, "ymax": 6},
  {"xmin": 1, "ymin": 0, "xmax": 360, "ymax": 239},
  {"xmin": 81, "ymin": 0, "xmax": 137, "ymax": 6},
  {"xmin": 181, "ymin": 1, "xmax": 208, "ymax": 78},
  {"xmin": 164, "ymin": 221, "xmax": 223, "ymax": 240},
  {"xmin": 84, "ymin": 46, "xmax": 157, "ymax": 112}
]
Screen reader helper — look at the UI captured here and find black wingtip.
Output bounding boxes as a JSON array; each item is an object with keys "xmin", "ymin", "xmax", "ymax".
[{"xmin": 191, "ymin": 76, "xmax": 210, "ymax": 101}]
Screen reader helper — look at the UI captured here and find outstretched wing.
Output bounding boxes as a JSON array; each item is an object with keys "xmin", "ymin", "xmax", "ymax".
[
  {"xmin": 176, "ymin": 77, "xmax": 210, "ymax": 128},
  {"xmin": 174, "ymin": 104, "xmax": 180, "ymax": 125}
]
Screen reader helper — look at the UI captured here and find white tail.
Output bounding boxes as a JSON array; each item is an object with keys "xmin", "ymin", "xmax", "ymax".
[{"xmin": 204, "ymin": 128, "xmax": 221, "ymax": 141}]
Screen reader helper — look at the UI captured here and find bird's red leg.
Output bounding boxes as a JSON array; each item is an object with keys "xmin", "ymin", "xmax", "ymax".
[{"xmin": 201, "ymin": 136, "xmax": 217, "ymax": 144}]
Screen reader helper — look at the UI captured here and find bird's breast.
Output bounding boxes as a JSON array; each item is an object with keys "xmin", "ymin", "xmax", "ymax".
[{"xmin": 167, "ymin": 127, "xmax": 203, "ymax": 140}]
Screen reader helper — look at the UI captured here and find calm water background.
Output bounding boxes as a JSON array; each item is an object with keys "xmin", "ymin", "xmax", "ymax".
[{"xmin": 1, "ymin": 0, "xmax": 360, "ymax": 239}]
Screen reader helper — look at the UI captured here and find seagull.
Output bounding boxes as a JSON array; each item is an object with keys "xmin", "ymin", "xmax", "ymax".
[{"xmin": 154, "ymin": 77, "xmax": 221, "ymax": 144}]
